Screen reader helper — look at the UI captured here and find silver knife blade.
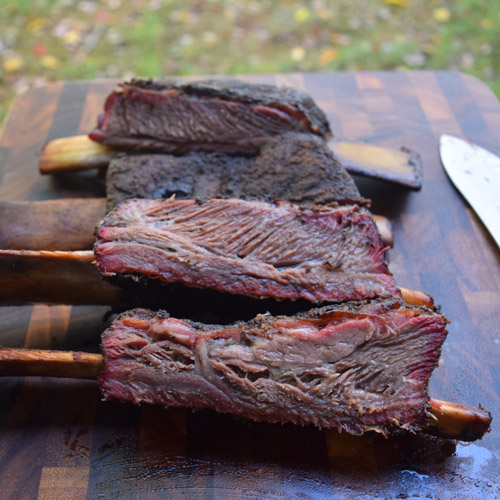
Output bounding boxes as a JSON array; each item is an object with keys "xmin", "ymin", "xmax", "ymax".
[{"xmin": 440, "ymin": 134, "xmax": 500, "ymax": 249}]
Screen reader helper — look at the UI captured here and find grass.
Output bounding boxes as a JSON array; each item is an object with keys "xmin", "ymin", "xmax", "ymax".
[{"xmin": 0, "ymin": 0, "xmax": 499, "ymax": 123}]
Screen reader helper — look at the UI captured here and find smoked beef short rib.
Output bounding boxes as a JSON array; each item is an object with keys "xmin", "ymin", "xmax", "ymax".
[
  {"xmin": 89, "ymin": 79, "xmax": 331, "ymax": 154},
  {"xmin": 100, "ymin": 299, "xmax": 448, "ymax": 434},
  {"xmin": 105, "ymin": 132, "xmax": 364, "ymax": 210},
  {"xmin": 95, "ymin": 198, "xmax": 398, "ymax": 303}
]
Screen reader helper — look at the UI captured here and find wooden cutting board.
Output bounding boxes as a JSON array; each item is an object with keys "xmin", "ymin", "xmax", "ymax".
[{"xmin": 0, "ymin": 72, "xmax": 499, "ymax": 499}]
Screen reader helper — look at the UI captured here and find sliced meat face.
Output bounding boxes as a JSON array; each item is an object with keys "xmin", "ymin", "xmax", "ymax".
[
  {"xmin": 95, "ymin": 198, "xmax": 398, "ymax": 303},
  {"xmin": 89, "ymin": 79, "xmax": 331, "ymax": 154},
  {"xmin": 100, "ymin": 299, "xmax": 448, "ymax": 435}
]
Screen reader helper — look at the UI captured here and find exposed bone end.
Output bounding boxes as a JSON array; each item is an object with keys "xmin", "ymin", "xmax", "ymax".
[
  {"xmin": 329, "ymin": 140, "xmax": 422, "ymax": 190},
  {"xmin": 373, "ymin": 214, "xmax": 393, "ymax": 247},
  {"xmin": 40, "ymin": 135, "xmax": 117, "ymax": 174},
  {"xmin": 399, "ymin": 287, "xmax": 434, "ymax": 309},
  {"xmin": 427, "ymin": 398, "xmax": 492, "ymax": 442}
]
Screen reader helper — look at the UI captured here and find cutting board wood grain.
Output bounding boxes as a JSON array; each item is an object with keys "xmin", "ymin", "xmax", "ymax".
[{"xmin": 0, "ymin": 71, "xmax": 499, "ymax": 499}]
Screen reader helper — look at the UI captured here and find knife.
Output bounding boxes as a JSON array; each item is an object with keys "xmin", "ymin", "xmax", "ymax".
[{"xmin": 440, "ymin": 134, "xmax": 500, "ymax": 249}]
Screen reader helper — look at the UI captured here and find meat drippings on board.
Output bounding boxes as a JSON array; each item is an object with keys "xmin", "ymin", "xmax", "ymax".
[
  {"xmin": 99, "ymin": 299, "xmax": 448, "ymax": 435},
  {"xmin": 89, "ymin": 79, "xmax": 331, "ymax": 154},
  {"xmin": 105, "ymin": 132, "xmax": 365, "ymax": 211},
  {"xmin": 95, "ymin": 198, "xmax": 398, "ymax": 304}
]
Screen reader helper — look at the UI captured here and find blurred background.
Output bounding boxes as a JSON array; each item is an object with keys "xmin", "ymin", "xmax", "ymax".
[{"xmin": 0, "ymin": 0, "xmax": 499, "ymax": 124}]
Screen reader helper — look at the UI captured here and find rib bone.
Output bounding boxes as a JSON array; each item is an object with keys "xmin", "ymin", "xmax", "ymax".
[
  {"xmin": 40, "ymin": 135, "xmax": 116, "ymax": 174},
  {"xmin": 39, "ymin": 135, "xmax": 422, "ymax": 189},
  {"xmin": 0, "ymin": 249, "xmax": 430, "ymax": 307},
  {"xmin": 0, "ymin": 200, "xmax": 393, "ymax": 251},
  {"xmin": 0, "ymin": 347, "xmax": 490, "ymax": 441}
]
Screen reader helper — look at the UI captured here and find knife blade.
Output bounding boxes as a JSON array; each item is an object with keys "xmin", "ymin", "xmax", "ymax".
[{"xmin": 440, "ymin": 134, "xmax": 500, "ymax": 249}]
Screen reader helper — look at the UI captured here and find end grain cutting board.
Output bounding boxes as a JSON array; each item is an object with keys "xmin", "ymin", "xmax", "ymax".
[{"xmin": 0, "ymin": 71, "xmax": 499, "ymax": 499}]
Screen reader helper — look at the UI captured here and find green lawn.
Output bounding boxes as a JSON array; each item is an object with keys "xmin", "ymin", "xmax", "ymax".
[{"xmin": 1, "ymin": 0, "xmax": 499, "ymax": 123}]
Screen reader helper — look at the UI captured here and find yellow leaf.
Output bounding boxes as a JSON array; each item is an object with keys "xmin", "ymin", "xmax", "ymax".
[
  {"xmin": 202, "ymin": 31, "xmax": 219, "ymax": 45},
  {"xmin": 40, "ymin": 55, "xmax": 60, "ymax": 69},
  {"xmin": 433, "ymin": 7, "xmax": 451, "ymax": 22},
  {"xmin": 224, "ymin": 8, "xmax": 237, "ymax": 22},
  {"xmin": 330, "ymin": 32, "xmax": 350, "ymax": 46},
  {"xmin": 319, "ymin": 48, "xmax": 339, "ymax": 66},
  {"xmin": 3, "ymin": 57, "xmax": 23, "ymax": 72},
  {"xmin": 290, "ymin": 47, "xmax": 306, "ymax": 62},
  {"xmin": 62, "ymin": 29, "xmax": 82, "ymax": 46},
  {"xmin": 27, "ymin": 18, "xmax": 46, "ymax": 34},
  {"xmin": 169, "ymin": 10, "xmax": 189, "ymax": 23},
  {"xmin": 432, "ymin": 33, "xmax": 443, "ymax": 44},
  {"xmin": 316, "ymin": 8, "xmax": 331, "ymax": 20},
  {"xmin": 294, "ymin": 7, "xmax": 311, "ymax": 22},
  {"xmin": 384, "ymin": 0, "xmax": 407, "ymax": 7},
  {"xmin": 480, "ymin": 18, "xmax": 492, "ymax": 29}
]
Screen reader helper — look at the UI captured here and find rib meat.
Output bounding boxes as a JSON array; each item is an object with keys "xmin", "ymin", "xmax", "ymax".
[
  {"xmin": 95, "ymin": 198, "xmax": 398, "ymax": 303},
  {"xmin": 100, "ymin": 299, "xmax": 448, "ymax": 435},
  {"xmin": 105, "ymin": 132, "xmax": 364, "ymax": 211},
  {"xmin": 89, "ymin": 79, "xmax": 331, "ymax": 154}
]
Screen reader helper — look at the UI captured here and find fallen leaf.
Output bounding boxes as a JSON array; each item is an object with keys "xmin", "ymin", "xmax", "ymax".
[
  {"xmin": 169, "ymin": 10, "xmax": 189, "ymax": 22},
  {"xmin": 460, "ymin": 52, "xmax": 474, "ymax": 69},
  {"xmin": 480, "ymin": 18, "xmax": 493, "ymax": 29},
  {"xmin": 403, "ymin": 52, "xmax": 426, "ymax": 66},
  {"xmin": 105, "ymin": 0, "xmax": 122, "ymax": 8},
  {"xmin": 384, "ymin": 0, "xmax": 407, "ymax": 7},
  {"xmin": 62, "ymin": 29, "xmax": 82, "ymax": 46},
  {"xmin": 316, "ymin": 8, "xmax": 331, "ymax": 20},
  {"xmin": 95, "ymin": 11, "xmax": 112, "ymax": 24},
  {"xmin": 52, "ymin": 22, "xmax": 70, "ymax": 39},
  {"xmin": 433, "ymin": 7, "xmax": 451, "ymax": 22},
  {"xmin": 330, "ymin": 33, "xmax": 351, "ymax": 46},
  {"xmin": 319, "ymin": 48, "xmax": 339, "ymax": 66},
  {"xmin": 179, "ymin": 34, "xmax": 194, "ymax": 46},
  {"xmin": 106, "ymin": 29, "xmax": 122, "ymax": 45},
  {"xmin": 40, "ymin": 55, "xmax": 60, "ymax": 69},
  {"xmin": 32, "ymin": 43, "xmax": 48, "ymax": 57},
  {"xmin": 202, "ymin": 31, "xmax": 219, "ymax": 45},
  {"xmin": 224, "ymin": 8, "xmax": 237, "ymax": 22},
  {"xmin": 480, "ymin": 43, "xmax": 492, "ymax": 55},
  {"xmin": 78, "ymin": 1, "xmax": 97, "ymax": 13},
  {"xmin": 377, "ymin": 7, "xmax": 391, "ymax": 20},
  {"xmin": 27, "ymin": 18, "xmax": 46, "ymax": 34},
  {"xmin": 290, "ymin": 46, "xmax": 306, "ymax": 62},
  {"xmin": 13, "ymin": 77, "xmax": 30, "ymax": 94},
  {"xmin": 294, "ymin": 7, "xmax": 311, "ymax": 22},
  {"xmin": 3, "ymin": 57, "xmax": 23, "ymax": 72}
]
